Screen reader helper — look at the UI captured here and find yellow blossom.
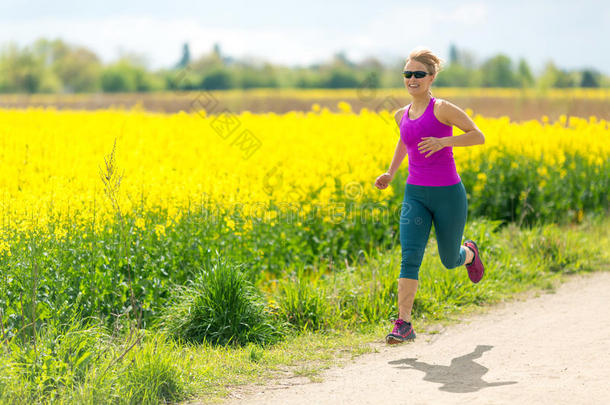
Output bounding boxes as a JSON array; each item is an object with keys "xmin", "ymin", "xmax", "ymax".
[
  {"xmin": 135, "ymin": 217, "xmax": 146, "ymax": 230},
  {"xmin": 154, "ymin": 224, "xmax": 166, "ymax": 237}
]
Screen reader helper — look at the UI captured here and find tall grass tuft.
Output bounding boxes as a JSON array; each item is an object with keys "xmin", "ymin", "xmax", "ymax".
[
  {"xmin": 161, "ymin": 255, "xmax": 284, "ymax": 346},
  {"xmin": 1, "ymin": 317, "xmax": 109, "ymax": 403},
  {"xmin": 116, "ymin": 333, "xmax": 187, "ymax": 404},
  {"xmin": 277, "ymin": 268, "xmax": 329, "ymax": 331}
]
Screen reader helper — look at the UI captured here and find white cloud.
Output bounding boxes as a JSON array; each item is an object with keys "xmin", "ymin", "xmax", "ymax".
[
  {"xmin": 0, "ymin": 15, "xmax": 358, "ymax": 68},
  {"xmin": 364, "ymin": 2, "xmax": 488, "ymax": 39},
  {"xmin": 0, "ymin": 1, "xmax": 607, "ymax": 74},
  {"xmin": 355, "ymin": 2, "xmax": 490, "ymax": 64},
  {"xmin": 438, "ymin": 2, "xmax": 489, "ymax": 24}
]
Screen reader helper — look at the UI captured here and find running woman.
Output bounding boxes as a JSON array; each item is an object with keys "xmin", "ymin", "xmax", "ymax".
[{"xmin": 374, "ymin": 48, "xmax": 486, "ymax": 344}]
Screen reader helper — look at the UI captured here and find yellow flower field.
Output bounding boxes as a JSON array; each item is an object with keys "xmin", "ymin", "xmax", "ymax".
[{"xmin": 0, "ymin": 105, "xmax": 608, "ymax": 238}]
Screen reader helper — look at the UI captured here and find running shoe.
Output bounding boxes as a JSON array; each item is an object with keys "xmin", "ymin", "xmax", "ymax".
[
  {"xmin": 385, "ymin": 318, "xmax": 416, "ymax": 344},
  {"xmin": 464, "ymin": 239, "xmax": 485, "ymax": 283}
]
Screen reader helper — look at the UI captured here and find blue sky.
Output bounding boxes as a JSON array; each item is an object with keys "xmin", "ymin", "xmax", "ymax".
[{"xmin": 0, "ymin": 0, "xmax": 608, "ymax": 73}]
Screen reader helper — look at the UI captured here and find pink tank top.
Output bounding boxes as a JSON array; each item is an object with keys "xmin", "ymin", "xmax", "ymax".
[{"xmin": 399, "ymin": 97, "xmax": 461, "ymax": 186}]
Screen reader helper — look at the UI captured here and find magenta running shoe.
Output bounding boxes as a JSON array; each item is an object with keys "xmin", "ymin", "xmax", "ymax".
[
  {"xmin": 464, "ymin": 240, "xmax": 485, "ymax": 283},
  {"xmin": 385, "ymin": 319, "xmax": 416, "ymax": 344}
]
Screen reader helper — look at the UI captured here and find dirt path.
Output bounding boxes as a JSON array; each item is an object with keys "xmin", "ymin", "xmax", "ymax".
[{"xmin": 226, "ymin": 271, "xmax": 610, "ymax": 405}]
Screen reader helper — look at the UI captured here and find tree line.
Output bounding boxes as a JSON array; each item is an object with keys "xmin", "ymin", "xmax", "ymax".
[{"xmin": 0, "ymin": 39, "xmax": 606, "ymax": 94}]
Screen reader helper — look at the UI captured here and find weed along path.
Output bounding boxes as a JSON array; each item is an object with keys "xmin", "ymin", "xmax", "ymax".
[{"xmin": 225, "ymin": 271, "xmax": 610, "ymax": 405}]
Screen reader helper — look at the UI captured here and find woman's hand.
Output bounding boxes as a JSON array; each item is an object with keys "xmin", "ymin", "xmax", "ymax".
[
  {"xmin": 418, "ymin": 137, "xmax": 447, "ymax": 158},
  {"xmin": 374, "ymin": 172, "xmax": 393, "ymax": 190}
]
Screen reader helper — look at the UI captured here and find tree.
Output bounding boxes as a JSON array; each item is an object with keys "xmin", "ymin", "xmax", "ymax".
[
  {"xmin": 480, "ymin": 54, "xmax": 518, "ymax": 87},
  {"xmin": 434, "ymin": 64, "xmax": 478, "ymax": 87},
  {"xmin": 360, "ymin": 70, "xmax": 381, "ymax": 89},
  {"xmin": 580, "ymin": 69, "xmax": 599, "ymax": 87},
  {"xmin": 324, "ymin": 68, "xmax": 359, "ymax": 88},
  {"xmin": 213, "ymin": 43, "xmax": 222, "ymax": 59},
  {"xmin": 54, "ymin": 47, "xmax": 101, "ymax": 92},
  {"xmin": 517, "ymin": 58, "xmax": 534, "ymax": 88},
  {"xmin": 201, "ymin": 68, "xmax": 234, "ymax": 90},
  {"xmin": 293, "ymin": 68, "xmax": 322, "ymax": 88},
  {"xmin": 0, "ymin": 43, "xmax": 47, "ymax": 93},
  {"xmin": 447, "ymin": 47, "xmax": 477, "ymax": 69},
  {"xmin": 100, "ymin": 59, "xmax": 160, "ymax": 92},
  {"xmin": 449, "ymin": 44, "xmax": 459, "ymax": 65},
  {"xmin": 332, "ymin": 51, "xmax": 355, "ymax": 68},
  {"xmin": 239, "ymin": 63, "xmax": 278, "ymax": 89},
  {"xmin": 357, "ymin": 57, "xmax": 383, "ymax": 71},
  {"xmin": 165, "ymin": 68, "xmax": 201, "ymax": 90},
  {"xmin": 21, "ymin": 38, "xmax": 101, "ymax": 93},
  {"xmin": 101, "ymin": 63, "xmax": 136, "ymax": 92},
  {"xmin": 189, "ymin": 45, "xmax": 223, "ymax": 74},
  {"xmin": 538, "ymin": 61, "xmax": 575, "ymax": 88},
  {"xmin": 176, "ymin": 43, "xmax": 191, "ymax": 69}
]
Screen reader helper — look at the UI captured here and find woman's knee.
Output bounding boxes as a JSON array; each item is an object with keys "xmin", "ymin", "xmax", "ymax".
[
  {"xmin": 400, "ymin": 247, "xmax": 425, "ymax": 279},
  {"xmin": 399, "ymin": 265, "xmax": 420, "ymax": 280},
  {"xmin": 439, "ymin": 247, "xmax": 464, "ymax": 269}
]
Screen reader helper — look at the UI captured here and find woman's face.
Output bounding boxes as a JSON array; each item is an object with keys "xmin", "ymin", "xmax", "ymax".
[{"xmin": 403, "ymin": 60, "xmax": 435, "ymax": 97}]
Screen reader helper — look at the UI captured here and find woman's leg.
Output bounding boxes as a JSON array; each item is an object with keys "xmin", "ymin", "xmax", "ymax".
[
  {"xmin": 398, "ymin": 185, "xmax": 432, "ymax": 321},
  {"xmin": 398, "ymin": 278, "xmax": 419, "ymax": 322},
  {"xmin": 431, "ymin": 181, "xmax": 469, "ymax": 269}
]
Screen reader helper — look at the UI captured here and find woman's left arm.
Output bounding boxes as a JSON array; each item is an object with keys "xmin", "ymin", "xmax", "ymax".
[
  {"xmin": 438, "ymin": 100, "xmax": 485, "ymax": 147},
  {"xmin": 418, "ymin": 100, "xmax": 485, "ymax": 157}
]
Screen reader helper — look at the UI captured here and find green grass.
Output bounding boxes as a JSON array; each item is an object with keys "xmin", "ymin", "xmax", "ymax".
[
  {"xmin": 159, "ymin": 255, "xmax": 283, "ymax": 346},
  {"xmin": 1, "ymin": 213, "xmax": 607, "ymax": 404}
]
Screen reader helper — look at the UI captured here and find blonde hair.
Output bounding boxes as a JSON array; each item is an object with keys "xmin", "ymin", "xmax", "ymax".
[{"xmin": 407, "ymin": 47, "xmax": 444, "ymax": 76}]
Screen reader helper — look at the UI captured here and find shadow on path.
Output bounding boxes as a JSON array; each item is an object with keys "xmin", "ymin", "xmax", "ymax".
[{"xmin": 388, "ymin": 345, "xmax": 517, "ymax": 393}]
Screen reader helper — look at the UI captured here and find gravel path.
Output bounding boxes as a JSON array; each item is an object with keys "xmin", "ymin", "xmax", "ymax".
[{"xmin": 227, "ymin": 271, "xmax": 610, "ymax": 405}]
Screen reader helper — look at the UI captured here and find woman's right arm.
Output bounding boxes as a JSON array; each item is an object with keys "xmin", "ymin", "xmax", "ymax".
[
  {"xmin": 387, "ymin": 108, "xmax": 408, "ymax": 179},
  {"xmin": 387, "ymin": 138, "xmax": 407, "ymax": 180},
  {"xmin": 375, "ymin": 108, "xmax": 408, "ymax": 190}
]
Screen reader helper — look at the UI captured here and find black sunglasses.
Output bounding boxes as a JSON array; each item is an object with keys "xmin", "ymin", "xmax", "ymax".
[{"xmin": 403, "ymin": 70, "xmax": 429, "ymax": 79}]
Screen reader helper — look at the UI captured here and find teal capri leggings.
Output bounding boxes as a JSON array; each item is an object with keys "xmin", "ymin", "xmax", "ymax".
[{"xmin": 399, "ymin": 181, "xmax": 468, "ymax": 280}]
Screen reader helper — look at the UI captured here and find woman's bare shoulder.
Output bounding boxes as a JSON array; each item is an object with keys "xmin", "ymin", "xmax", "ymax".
[
  {"xmin": 434, "ymin": 98, "xmax": 452, "ymax": 109},
  {"xmin": 394, "ymin": 105, "xmax": 409, "ymax": 126},
  {"xmin": 434, "ymin": 98, "xmax": 460, "ymax": 125},
  {"xmin": 435, "ymin": 98, "xmax": 463, "ymax": 112}
]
